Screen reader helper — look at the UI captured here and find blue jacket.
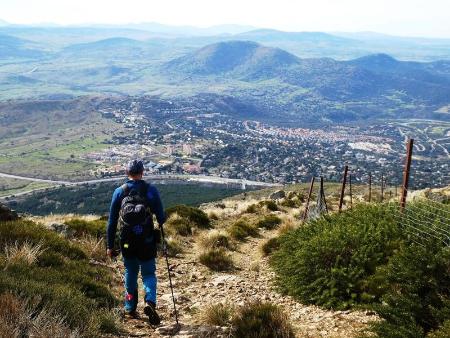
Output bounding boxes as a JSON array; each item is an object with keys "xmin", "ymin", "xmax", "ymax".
[{"xmin": 107, "ymin": 179, "xmax": 165, "ymax": 249}]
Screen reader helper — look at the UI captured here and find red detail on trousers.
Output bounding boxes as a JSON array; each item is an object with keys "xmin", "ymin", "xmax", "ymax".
[{"xmin": 126, "ymin": 293, "xmax": 134, "ymax": 301}]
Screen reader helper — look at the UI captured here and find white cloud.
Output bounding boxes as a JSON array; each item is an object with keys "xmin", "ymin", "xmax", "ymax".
[{"xmin": 1, "ymin": 0, "xmax": 449, "ymax": 37}]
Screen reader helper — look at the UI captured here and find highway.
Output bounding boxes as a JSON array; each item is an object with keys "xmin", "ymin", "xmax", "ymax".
[{"xmin": 0, "ymin": 172, "xmax": 281, "ymax": 199}]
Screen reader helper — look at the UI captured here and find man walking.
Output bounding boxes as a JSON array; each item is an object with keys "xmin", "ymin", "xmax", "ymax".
[{"xmin": 106, "ymin": 159, "xmax": 165, "ymax": 325}]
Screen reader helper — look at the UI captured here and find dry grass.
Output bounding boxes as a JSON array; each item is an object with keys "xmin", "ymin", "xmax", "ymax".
[
  {"xmin": 202, "ymin": 198, "xmax": 262, "ymax": 218},
  {"xmin": 198, "ymin": 303, "xmax": 234, "ymax": 326},
  {"xmin": 30, "ymin": 214, "xmax": 99, "ymax": 226},
  {"xmin": 0, "ymin": 293, "xmax": 79, "ymax": 338},
  {"xmin": 78, "ymin": 235, "xmax": 105, "ymax": 262},
  {"xmin": 198, "ymin": 248, "xmax": 234, "ymax": 271},
  {"xmin": 4, "ymin": 241, "xmax": 46, "ymax": 266},
  {"xmin": 165, "ymin": 213, "xmax": 193, "ymax": 236},
  {"xmin": 197, "ymin": 230, "xmax": 233, "ymax": 250},
  {"xmin": 277, "ymin": 216, "xmax": 299, "ymax": 235}
]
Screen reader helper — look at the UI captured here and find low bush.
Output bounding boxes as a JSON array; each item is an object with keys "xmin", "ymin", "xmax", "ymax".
[
  {"xmin": 259, "ymin": 200, "xmax": 279, "ymax": 211},
  {"xmin": 166, "ymin": 205, "xmax": 211, "ymax": 229},
  {"xmin": 164, "ymin": 236, "xmax": 183, "ymax": 257},
  {"xmin": 246, "ymin": 204, "xmax": 259, "ymax": 213},
  {"xmin": 256, "ymin": 215, "xmax": 282, "ymax": 230},
  {"xmin": 280, "ymin": 199, "xmax": 298, "ymax": 208},
  {"xmin": 231, "ymin": 301, "xmax": 294, "ymax": 338},
  {"xmin": 64, "ymin": 218, "xmax": 107, "ymax": 239},
  {"xmin": 165, "ymin": 214, "xmax": 192, "ymax": 236},
  {"xmin": 228, "ymin": 219, "xmax": 258, "ymax": 241},
  {"xmin": 261, "ymin": 237, "xmax": 280, "ymax": 256},
  {"xmin": 272, "ymin": 201, "xmax": 450, "ymax": 337},
  {"xmin": 0, "ymin": 219, "xmax": 119, "ymax": 336},
  {"xmin": 199, "ymin": 303, "xmax": 234, "ymax": 326},
  {"xmin": 198, "ymin": 248, "xmax": 233, "ymax": 271}
]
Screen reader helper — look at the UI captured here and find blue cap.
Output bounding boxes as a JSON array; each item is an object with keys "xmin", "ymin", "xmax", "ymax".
[{"xmin": 126, "ymin": 159, "xmax": 144, "ymax": 175}]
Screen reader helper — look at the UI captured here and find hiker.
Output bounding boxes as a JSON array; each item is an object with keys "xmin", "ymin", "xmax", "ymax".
[{"xmin": 106, "ymin": 159, "xmax": 165, "ymax": 325}]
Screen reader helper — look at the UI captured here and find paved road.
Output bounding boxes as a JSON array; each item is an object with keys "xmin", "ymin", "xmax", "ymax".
[{"xmin": 0, "ymin": 172, "xmax": 280, "ymax": 192}]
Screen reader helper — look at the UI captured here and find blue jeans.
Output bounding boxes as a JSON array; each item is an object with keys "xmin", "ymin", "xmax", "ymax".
[{"xmin": 123, "ymin": 257, "xmax": 157, "ymax": 312}]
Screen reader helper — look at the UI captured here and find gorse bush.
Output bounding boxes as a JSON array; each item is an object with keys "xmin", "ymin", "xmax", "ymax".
[
  {"xmin": 0, "ymin": 219, "xmax": 119, "ymax": 336},
  {"xmin": 256, "ymin": 215, "xmax": 282, "ymax": 230},
  {"xmin": 272, "ymin": 201, "xmax": 450, "ymax": 337},
  {"xmin": 272, "ymin": 204, "xmax": 401, "ymax": 309},
  {"xmin": 166, "ymin": 204, "xmax": 211, "ymax": 229},
  {"xmin": 231, "ymin": 301, "xmax": 294, "ymax": 338}
]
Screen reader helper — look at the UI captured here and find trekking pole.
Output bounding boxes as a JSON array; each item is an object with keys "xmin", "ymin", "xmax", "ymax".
[{"xmin": 160, "ymin": 225, "xmax": 180, "ymax": 326}]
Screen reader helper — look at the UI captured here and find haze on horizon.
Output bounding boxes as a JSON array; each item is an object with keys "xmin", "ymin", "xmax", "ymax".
[{"xmin": 1, "ymin": 0, "xmax": 449, "ymax": 39}]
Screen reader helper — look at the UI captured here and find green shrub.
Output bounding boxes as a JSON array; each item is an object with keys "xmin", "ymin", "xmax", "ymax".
[
  {"xmin": 0, "ymin": 219, "xmax": 119, "ymax": 336},
  {"xmin": 246, "ymin": 204, "xmax": 258, "ymax": 213},
  {"xmin": 0, "ymin": 220, "xmax": 86, "ymax": 260},
  {"xmin": 280, "ymin": 199, "xmax": 298, "ymax": 208},
  {"xmin": 256, "ymin": 215, "xmax": 282, "ymax": 230},
  {"xmin": 231, "ymin": 301, "xmax": 294, "ymax": 338},
  {"xmin": 64, "ymin": 218, "xmax": 106, "ymax": 238},
  {"xmin": 228, "ymin": 220, "xmax": 258, "ymax": 241},
  {"xmin": 259, "ymin": 200, "xmax": 279, "ymax": 211},
  {"xmin": 428, "ymin": 321, "xmax": 450, "ymax": 338},
  {"xmin": 261, "ymin": 237, "xmax": 280, "ymax": 256},
  {"xmin": 166, "ymin": 205, "xmax": 211, "ymax": 229},
  {"xmin": 271, "ymin": 204, "xmax": 401, "ymax": 309},
  {"xmin": 165, "ymin": 216, "xmax": 192, "ymax": 236},
  {"xmin": 198, "ymin": 248, "xmax": 233, "ymax": 271}
]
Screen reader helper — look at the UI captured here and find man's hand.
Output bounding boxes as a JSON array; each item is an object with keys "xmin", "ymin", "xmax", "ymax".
[{"xmin": 106, "ymin": 249, "xmax": 114, "ymax": 258}]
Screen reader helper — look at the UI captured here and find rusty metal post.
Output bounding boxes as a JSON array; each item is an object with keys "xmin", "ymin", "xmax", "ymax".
[
  {"xmin": 400, "ymin": 139, "xmax": 414, "ymax": 212},
  {"xmin": 368, "ymin": 172, "xmax": 372, "ymax": 203},
  {"xmin": 381, "ymin": 173, "xmax": 384, "ymax": 202},
  {"xmin": 320, "ymin": 176, "xmax": 328, "ymax": 213},
  {"xmin": 338, "ymin": 165, "xmax": 348, "ymax": 212},
  {"xmin": 303, "ymin": 177, "xmax": 315, "ymax": 220}
]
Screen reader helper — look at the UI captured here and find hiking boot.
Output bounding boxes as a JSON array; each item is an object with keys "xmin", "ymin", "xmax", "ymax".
[{"xmin": 144, "ymin": 302, "xmax": 161, "ymax": 325}]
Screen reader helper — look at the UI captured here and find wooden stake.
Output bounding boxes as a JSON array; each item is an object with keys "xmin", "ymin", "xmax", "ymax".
[
  {"xmin": 303, "ymin": 177, "xmax": 315, "ymax": 220},
  {"xmin": 400, "ymin": 139, "xmax": 414, "ymax": 212},
  {"xmin": 368, "ymin": 172, "xmax": 372, "ymax": 203},
  {"xmin": 338, "ymin": 165, "xmax": 348, "ymax": 212}
]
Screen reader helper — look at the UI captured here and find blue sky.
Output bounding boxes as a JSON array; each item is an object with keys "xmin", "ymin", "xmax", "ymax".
[{"xmin": 1, "ymin": 0, "xmax": 449, "ymax": 38}]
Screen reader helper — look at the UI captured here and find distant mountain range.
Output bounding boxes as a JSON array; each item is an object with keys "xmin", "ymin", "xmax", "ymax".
[{"xmin": 165, "ymin": 41, "xmax": 450, "ymax": 104}]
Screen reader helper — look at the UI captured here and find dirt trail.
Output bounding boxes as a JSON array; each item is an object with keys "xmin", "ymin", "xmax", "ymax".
[{"xmin": 114, "ymin": 227, "xmax": 376, "ymax": 338}]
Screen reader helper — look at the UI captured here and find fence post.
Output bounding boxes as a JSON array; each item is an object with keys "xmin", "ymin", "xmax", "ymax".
[
  {"xmin": 400, "ymin": 139, "xmax": 414, "ymax": 212},
  {"xmin": 338, "ymin": 165, "xmax": 348, "ymax": 212},
  {"xmin": 380, "ymin": 172, "xmax": 384, "ymax": 202},
  {"xmin": 319, "ymin": 176, "xmax": 328, "ymax": 213},
  {"xmin": 368, "ymin": 172, "xmax": 372, "ymax": 202},
  {"xmin": 303, "ymin": 177, "xmax": 315, "ymax": 220}
]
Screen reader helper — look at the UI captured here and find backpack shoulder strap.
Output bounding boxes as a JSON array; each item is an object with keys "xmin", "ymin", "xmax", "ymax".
[{"xmin": 120, "ymin": 183, "xmax": 130, "ymax": 197}]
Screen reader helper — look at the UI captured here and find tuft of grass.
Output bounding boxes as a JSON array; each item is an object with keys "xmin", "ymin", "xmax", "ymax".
[
  {"xmin": 78, "ymin": 235, "xmax": 106, "ymax": 262},
  {"xmin": 231, "ymin": 301, "xmax": 294, "ymax": 338},
  {"xmin": 277, "ymin": 217, "xmax": 298, "ymax": 235},
  {"xmin": 208, "ymin": 211, "xmax": 219, "ymax": 220},
  {"xmin": 198, "ymin": 248, "xmax": 234, "ymax": 271},
  {"xmin": 228, "ymin": 219, "xmax": 258, "ymax": 241},
  {"xmin": 164, "ymin": 236, "xmax": 184, "ymax": 257},
  {"xmin": 0, "ymin": 292, "xmax": 79, "ymax": 338},
  {"xmin": 261, "ymin": 237, "xmax": 280, "ymax": 256},
  {"xmin": 198, "ymin": 230, "xmax": 233, "ymax": 250},
  {"xmin": 4, "ymin": 241, "xmax": 46, "ymax": 266},
  {"xmin": 199, "ymin": 303, "xmax": 234, "ymax": 326},
  {"xmin": 256, "ymin": 215, "xmax": 282, "ymax": 230},
  {"xmin": 165, "ymin": 213, "xmax": 193, "ymax": 236}
]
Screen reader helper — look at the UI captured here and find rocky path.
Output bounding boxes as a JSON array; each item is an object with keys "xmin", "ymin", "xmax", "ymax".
[{"xmin": 114, "ymin": 227, "xmax": 377, "ymax": 338}]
